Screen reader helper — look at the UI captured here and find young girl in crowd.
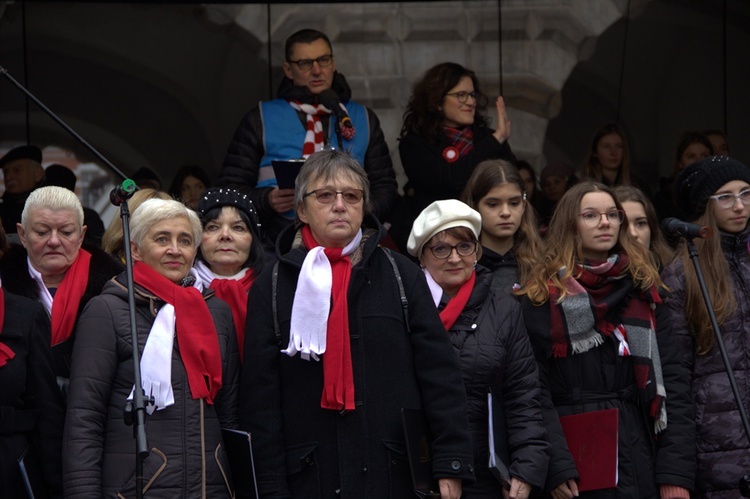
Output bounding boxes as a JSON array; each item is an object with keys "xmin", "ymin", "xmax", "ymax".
[
  {"xmin": 518, "ymin": 182, "xmax": 695, "ymax": 498},
  {"xmin": 581, "ymin": 123, "xmax": 648, "ymax": 195},
  {"xmin": 462, "ymin": 159, "xmax": 542, "ymax": 294},
  {"xmin": 613, "ymin": 185, "xmax": 674, "ymax": 268},
  {"xmin": 662, "ymin": 156, "xmax": 750, "ymax": 497}
]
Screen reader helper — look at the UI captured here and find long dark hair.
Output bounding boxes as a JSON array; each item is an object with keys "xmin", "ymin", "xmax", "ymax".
[
  {"xmin": 168, "ymin": 165, "xmax": 212, "ymax": 201},
  {"xmin": 400, "ymin": 62, "xmax": 489, "ymax": 142}
]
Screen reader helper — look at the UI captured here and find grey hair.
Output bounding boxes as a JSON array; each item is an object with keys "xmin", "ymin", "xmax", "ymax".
[
  {"xmin": 294, "ymin": 149, "xmax": 371, "ymax": 224},
  {"xmin": 21, "ymin": 186, "xmax": 84, "ymax": 229},
  {"xmin": 130, "ymin": 198, "xmax": 202, "ymax": 249}
]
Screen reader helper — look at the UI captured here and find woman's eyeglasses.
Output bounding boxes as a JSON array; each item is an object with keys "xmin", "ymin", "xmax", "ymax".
[
  {"xmin": 287, "ymin": 54, "xmax": 333, "ymax": 72},
  {"xmin": 445, "ymin": 91, "xmax": 480, "ymax": 104},
  {"xmin": 425, "ymin": 241, "xmax": 477, "ymax": 259},
  {"xmin": 304, "ymin": 189, "xmax": 363, "ymax": 205},
  {"xmin": 578, "ymin": 210, "xmax": 624, "ymax": 227},
  {"xmin": 709, "ymin": 189, "xmax": 750, "ymax": 209}
]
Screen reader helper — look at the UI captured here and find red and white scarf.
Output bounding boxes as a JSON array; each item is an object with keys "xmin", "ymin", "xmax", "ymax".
[
  {"xmin": 288, "ymin": 101, "xmax": 329, "ymax": 158},
  {"xmin": 285, "ymin": 225, "xmax": 362, "ymax": 411},
  {"xmin": 0, "ymin": 279, "xmax": 13, "ymax": 367},
  {"xmin": 28, "ymin": 249, "xmax": 92, "ymax": 346}
]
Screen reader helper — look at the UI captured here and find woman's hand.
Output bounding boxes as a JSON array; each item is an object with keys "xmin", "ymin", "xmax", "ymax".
[
  {"xmin": 551, "ymin": 478, "xmax": 579, "ymax": 499},
  {"xmin": 503, "ymin": 477, "xmax": 532, "ymax": 499},
  {"xmin": 492, "ymin": 96, "xmax": 511, "ymax": 144},
  {"xmin": 438, "ymin": 477, "xmax": 462, "ymax": 499},
  {"xmin": 268, "ymin": 187, "xmax": 295, "ymax": 213}
]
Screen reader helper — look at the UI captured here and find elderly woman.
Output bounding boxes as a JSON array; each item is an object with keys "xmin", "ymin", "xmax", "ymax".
[
  {"xmin": 407, "ymin": 199, "xmax": 549, "ymax": 498},
  {"xmin": 390, "ymin": 62, "xmax": 515, "ymax": 252},
  {"xmin": 240, "ymin": 149, "xmax": 474, "ymax": 499},
  {"xmin": 0, "ymin": 224, "xmax": 65, "ymax": 497},
  {"xmin": 101, "ymin": 187, "xmax": 171, "ymax": 263},
  {"xmin": 195, "ymin": 187, "xmax": 265, "ymax": 360},
  {"xmin": 0, "ymin": 186, "xmax": 122, "ymax": 387},
  {"xmin": 63, "ymin": 198, "xmax": 240, "ymax": 498}
]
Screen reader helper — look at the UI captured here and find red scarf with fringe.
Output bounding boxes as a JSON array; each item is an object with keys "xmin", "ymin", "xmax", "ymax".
[
  {"xmin": 133, "ymin": 262, "xmax": 223, "ymax": 404},
  {"xmin": 50, "ymin": 249, "xmax": 91, "ymax": 346},
  {"xmin": 301, "ymin": 225, "xmax": 355, "ymax": 411},
  {"xmin": 209, "ymin": 270, "xmax": 254, "ymax": 361}
]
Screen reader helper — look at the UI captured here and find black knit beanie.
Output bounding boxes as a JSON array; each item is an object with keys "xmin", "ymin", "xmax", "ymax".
[
  {"xmin": 196, "ymin": 187, "xmax": 260, "ymax": 230},
  {"xmin": 674, "ymin": 156, "xmax": 750, "ymax": 221}
]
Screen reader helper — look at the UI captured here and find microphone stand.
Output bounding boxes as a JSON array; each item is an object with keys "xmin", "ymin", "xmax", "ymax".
[
  {"xmin": 2, "ymin": 64, "xmax": 150, "ymax": 496},
  {"xmin": 684, "ymin": 237, "xmax": 750, "ymax": 496},
  {"xmin": 0, "ymin": 64, "xmax": 126, "ymax": 180},
  {"xmin": 118, "ymin": 198, "xmax": 153, "ymax": 499}
]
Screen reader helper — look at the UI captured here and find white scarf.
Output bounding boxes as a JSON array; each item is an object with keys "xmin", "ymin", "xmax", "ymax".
[
  {"xmin": 194, "ymin": 260, "xmax": 249, "ymax": 288},
  {"xmin": 128, "ymin": 267, "xmax": 203, "ymax": 414},
  {"xmin": 284, "ymin": 229, "xmax": 362, "ymax": 361}
]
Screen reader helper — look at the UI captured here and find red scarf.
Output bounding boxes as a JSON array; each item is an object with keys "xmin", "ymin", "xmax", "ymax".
[
  {"xmin": 301, "ymin": 225, "xmax": 355, "ymax": 411},
  {"xmin": 443, "ymin": 126, "xmax": 475, "ymax": 157},
  {"xmin": 50, "ymin": 249, "xmax": 92, "ymax": 346},
  {"xmin": 0, "ymin": 289, "xmax": 13, "ymax": 367},
  {"xmin": 439, "ymin": 270, "xmax": 476, "ymax": 330},
  {"xmin": 133, "ymin": 262, "xmax": 223, "ymax": 404},
  {"xmin": 209, "ymin": 270, "xmax": 254, "ymax": 361}
]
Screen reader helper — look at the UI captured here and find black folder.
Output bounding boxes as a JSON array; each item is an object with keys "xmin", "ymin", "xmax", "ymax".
[
  {"xmin": 271, "ymin": 159, "xmax": 305, "ymax": 189},
  {"xmin": 221, "ymin": 428, "xmax": 259, "ymax": 499},
  {"xmin": 401, "ymin": 408, "xmax": 441, "ymax": 499}
]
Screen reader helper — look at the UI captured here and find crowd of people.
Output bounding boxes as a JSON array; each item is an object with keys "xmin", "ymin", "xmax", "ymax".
[{"xmin": 0, "ymin": 26, "xmax": 748, "ymax": 499}]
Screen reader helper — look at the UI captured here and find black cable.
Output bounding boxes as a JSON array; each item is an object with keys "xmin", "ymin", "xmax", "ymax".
[
  {"xmin": 266, "ymin": 2, "xmax": 273, "ymax": 101},
  {"xmin": 615, "ymin": 0, "xmax": 631, "ymax": 123},
  {"xmin": 497, "ymin": 0, "xmax": 503, "ymax": 96},
  {"xmin": 21, "ymin": 0, "xmax": 30, "ymax": 144},
  {"xmin": 722, "ymin": 0, "xmax": 728, "ymax": 135}
]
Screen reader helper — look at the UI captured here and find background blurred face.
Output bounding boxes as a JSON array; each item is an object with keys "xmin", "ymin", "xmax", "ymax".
[
  {"xmin": 18, "ymin": 207, "xmax": 85, "ymax": 281},
  {"xmin": 477, "ymin": 183, "xmax": 525, "ymax": 250},
  {"xmin": 2, "ymin": 159, "xmax": 44, "ymax": 195},
  {"xmin": 282, "ymin": 38, "xmax": 335, "ymax": 95},
  {"xmin": 441, "ymin": 76, "xmax": 476, "ymax": 128},
  {"xmin": 595, "ymin": 133, "xmax": 624, "ymax": 172},
  {"xmin": 518, "ymin": 168, "xmax": 535, "ymax": 198},
  {"xmin": 621, "ymin": 200, "xmax": 651, "ymax": 249},
  {"xmin": 297, "ymin": 174, "xmax": 364, "ymax": 248},
  {"xmin": 132, "ymin": 216, "xmax": 197, "ymax": 283},
  {"xmin": 201, "ymin": 206, "xmax": 252, "ymax": 276},
  {"xmin": 181, "ymin": 175, "xmax": 206, "ymax": 210},
  {"xmin": 706, "ymin": 133, "xmax": 729, "ymax": 156},
  {"xmin": 678, "ymin": 143, "xmax": 711, "ymax": 170},
  {"xmin": 711, "ymin": 180, "xmax": 750, "ymax": 233},
  {"xmin": 419, "ymin": 232, "xmax": 476, "ymax": 298},
  {"xmin": 541, "ymin": 176, "xmax": 568, "ymax": 202},
  {"xmin": 577, "ymin": 192, "xmax": 619, "ymax": 261}
]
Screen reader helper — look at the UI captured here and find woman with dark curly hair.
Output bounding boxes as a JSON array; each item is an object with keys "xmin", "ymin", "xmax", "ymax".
[{"xmin": 391, "ymin": 62, "xmax": 516, "ymax": 252}]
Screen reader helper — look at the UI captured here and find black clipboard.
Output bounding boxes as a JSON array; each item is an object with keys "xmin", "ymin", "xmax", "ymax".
[
  {"xmin": 271, "ymin": 159, "xmax": 305, "ymax": 190},
  {"xmin": 401, "ymin": 408, "xmax": 441, "ymax": 499},
  {"xmin": 487, "ymin": 391, "xmax": 511, "ymax": 490},
  {"xmin": 17, "ymin": 444, "xmax": 41, "ymax": 499},
  {"xmin": 222, "ymin": 428, "xmax": 259, "ymax": 499}
]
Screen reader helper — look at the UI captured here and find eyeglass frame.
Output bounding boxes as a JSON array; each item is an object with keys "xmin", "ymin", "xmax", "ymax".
[
  {"xmin": 444, "ymin": 90, "xmax": 480, "ymax": 104},
  {"xmin": 424, "ymin": 240, "xmax": 478, "ymax": 259},
  {"xmin": 303, "ymin": 188, "xmax": 364, "ymax": 205},
  {"xmin": 287, "ymin": 54, "xmax": 334, "ymax": 72},
  {"xmin": 709, "ymin": 188, "xmax": 750, "ymax": 209},
  {"xmin": 578, "ymin": 209, "xmax": 625, "ymax": 227}
]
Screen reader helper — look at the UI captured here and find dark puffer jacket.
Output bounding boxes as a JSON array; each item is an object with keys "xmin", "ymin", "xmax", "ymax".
[
  {"xmin": 445, "ymin": 266, "xmax": 549, "ymax": 497},
  {"xmin": 521, "ymin": 284, "xmax": 695, "ymax": 498},
  {"xmin": 478, "ymin": 245, "xmax": 519, "ymax": 296},
  {"xmin": 240, "ymin": 217, "xmax": 475, "ymax": 498},
  {"xmin": 0, "ymin": 243, "xmax": 123, "ymax": 381},
  {"xmin": 662, "ymin": 228, "xmax": 750, "ymax": 498},
  {"xmin": 63, "ymin": 275, "xmax": 240, "ymax": 498}
]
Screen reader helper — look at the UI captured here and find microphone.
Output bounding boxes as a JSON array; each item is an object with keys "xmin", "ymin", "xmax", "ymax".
[
  {"xmin": 110, "ymin": 179, "xmax": 138, "ymax": 206},
  {"xmin": 661, "ymin": 217, "xmax": 712, "ymax": 239},
  {"xmin": 318, "ymin": 89, "xmax": 353, "ymax": 129}
]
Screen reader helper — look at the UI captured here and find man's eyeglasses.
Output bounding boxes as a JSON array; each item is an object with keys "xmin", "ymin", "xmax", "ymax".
[
  {"xmin": 287, "ymin": 54, "xmax": 334, "ymax": 72},
  {"xmin": 445, "ymin": 91, "xmax": 480, "ymax": 104},
  {"xmin": 425, "ymin": 241, "xmax": 477, "ymax": 259},
  {"xmin": 304, "ymin": 189, "xmax": 363, "ymax": 205},
  {"xmin": 709, "ymin": 189, "xmax": 750, "ymax": 209},
  {"xmin": 578, "ymin": 210, "xmax": 624, "ymax": 227}
]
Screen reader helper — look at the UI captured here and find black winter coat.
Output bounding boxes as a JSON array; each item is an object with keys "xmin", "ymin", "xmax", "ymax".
[
  {"xmin": 240, "ymin": 217, "xmax": 475, "ymax": 498},
  {"xmin": 0, "ymin": 291, "xmax": 64, "ymax": 498},
  {"xmin": 521, "ymin": 289, "xmax": 695, "ymax": 498},
  {"xmin": 662, "ymin": 229, "xmax": 750, "ymax": 497},
  {"xmin": 63, "ymin": 275, "xmax": 241, "ymax": 498},
  {"xmin": 218, "ymin": 99, "xmax": 398, "ymax": 248},
  {"xmin": 478, "ymin": 245, "xmax": 520, "ymax": 296},
  {"xmin": 0, "ymin": 243, "xmax": 123, "ymax": 381},
  {"xmin": 445, "ymin": 267, "xmax": 549, "ymax": 497}
]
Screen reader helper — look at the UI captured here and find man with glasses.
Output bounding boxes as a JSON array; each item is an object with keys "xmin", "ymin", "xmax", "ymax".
[{"xmin": 218, "ymin": 28, "xmax": 397, "ymax": 253}]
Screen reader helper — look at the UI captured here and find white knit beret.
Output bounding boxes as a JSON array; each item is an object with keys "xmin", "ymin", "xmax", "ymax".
[{"xmin": 407, "ymin": 199, "xmax": 482, "ymax": 257}]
